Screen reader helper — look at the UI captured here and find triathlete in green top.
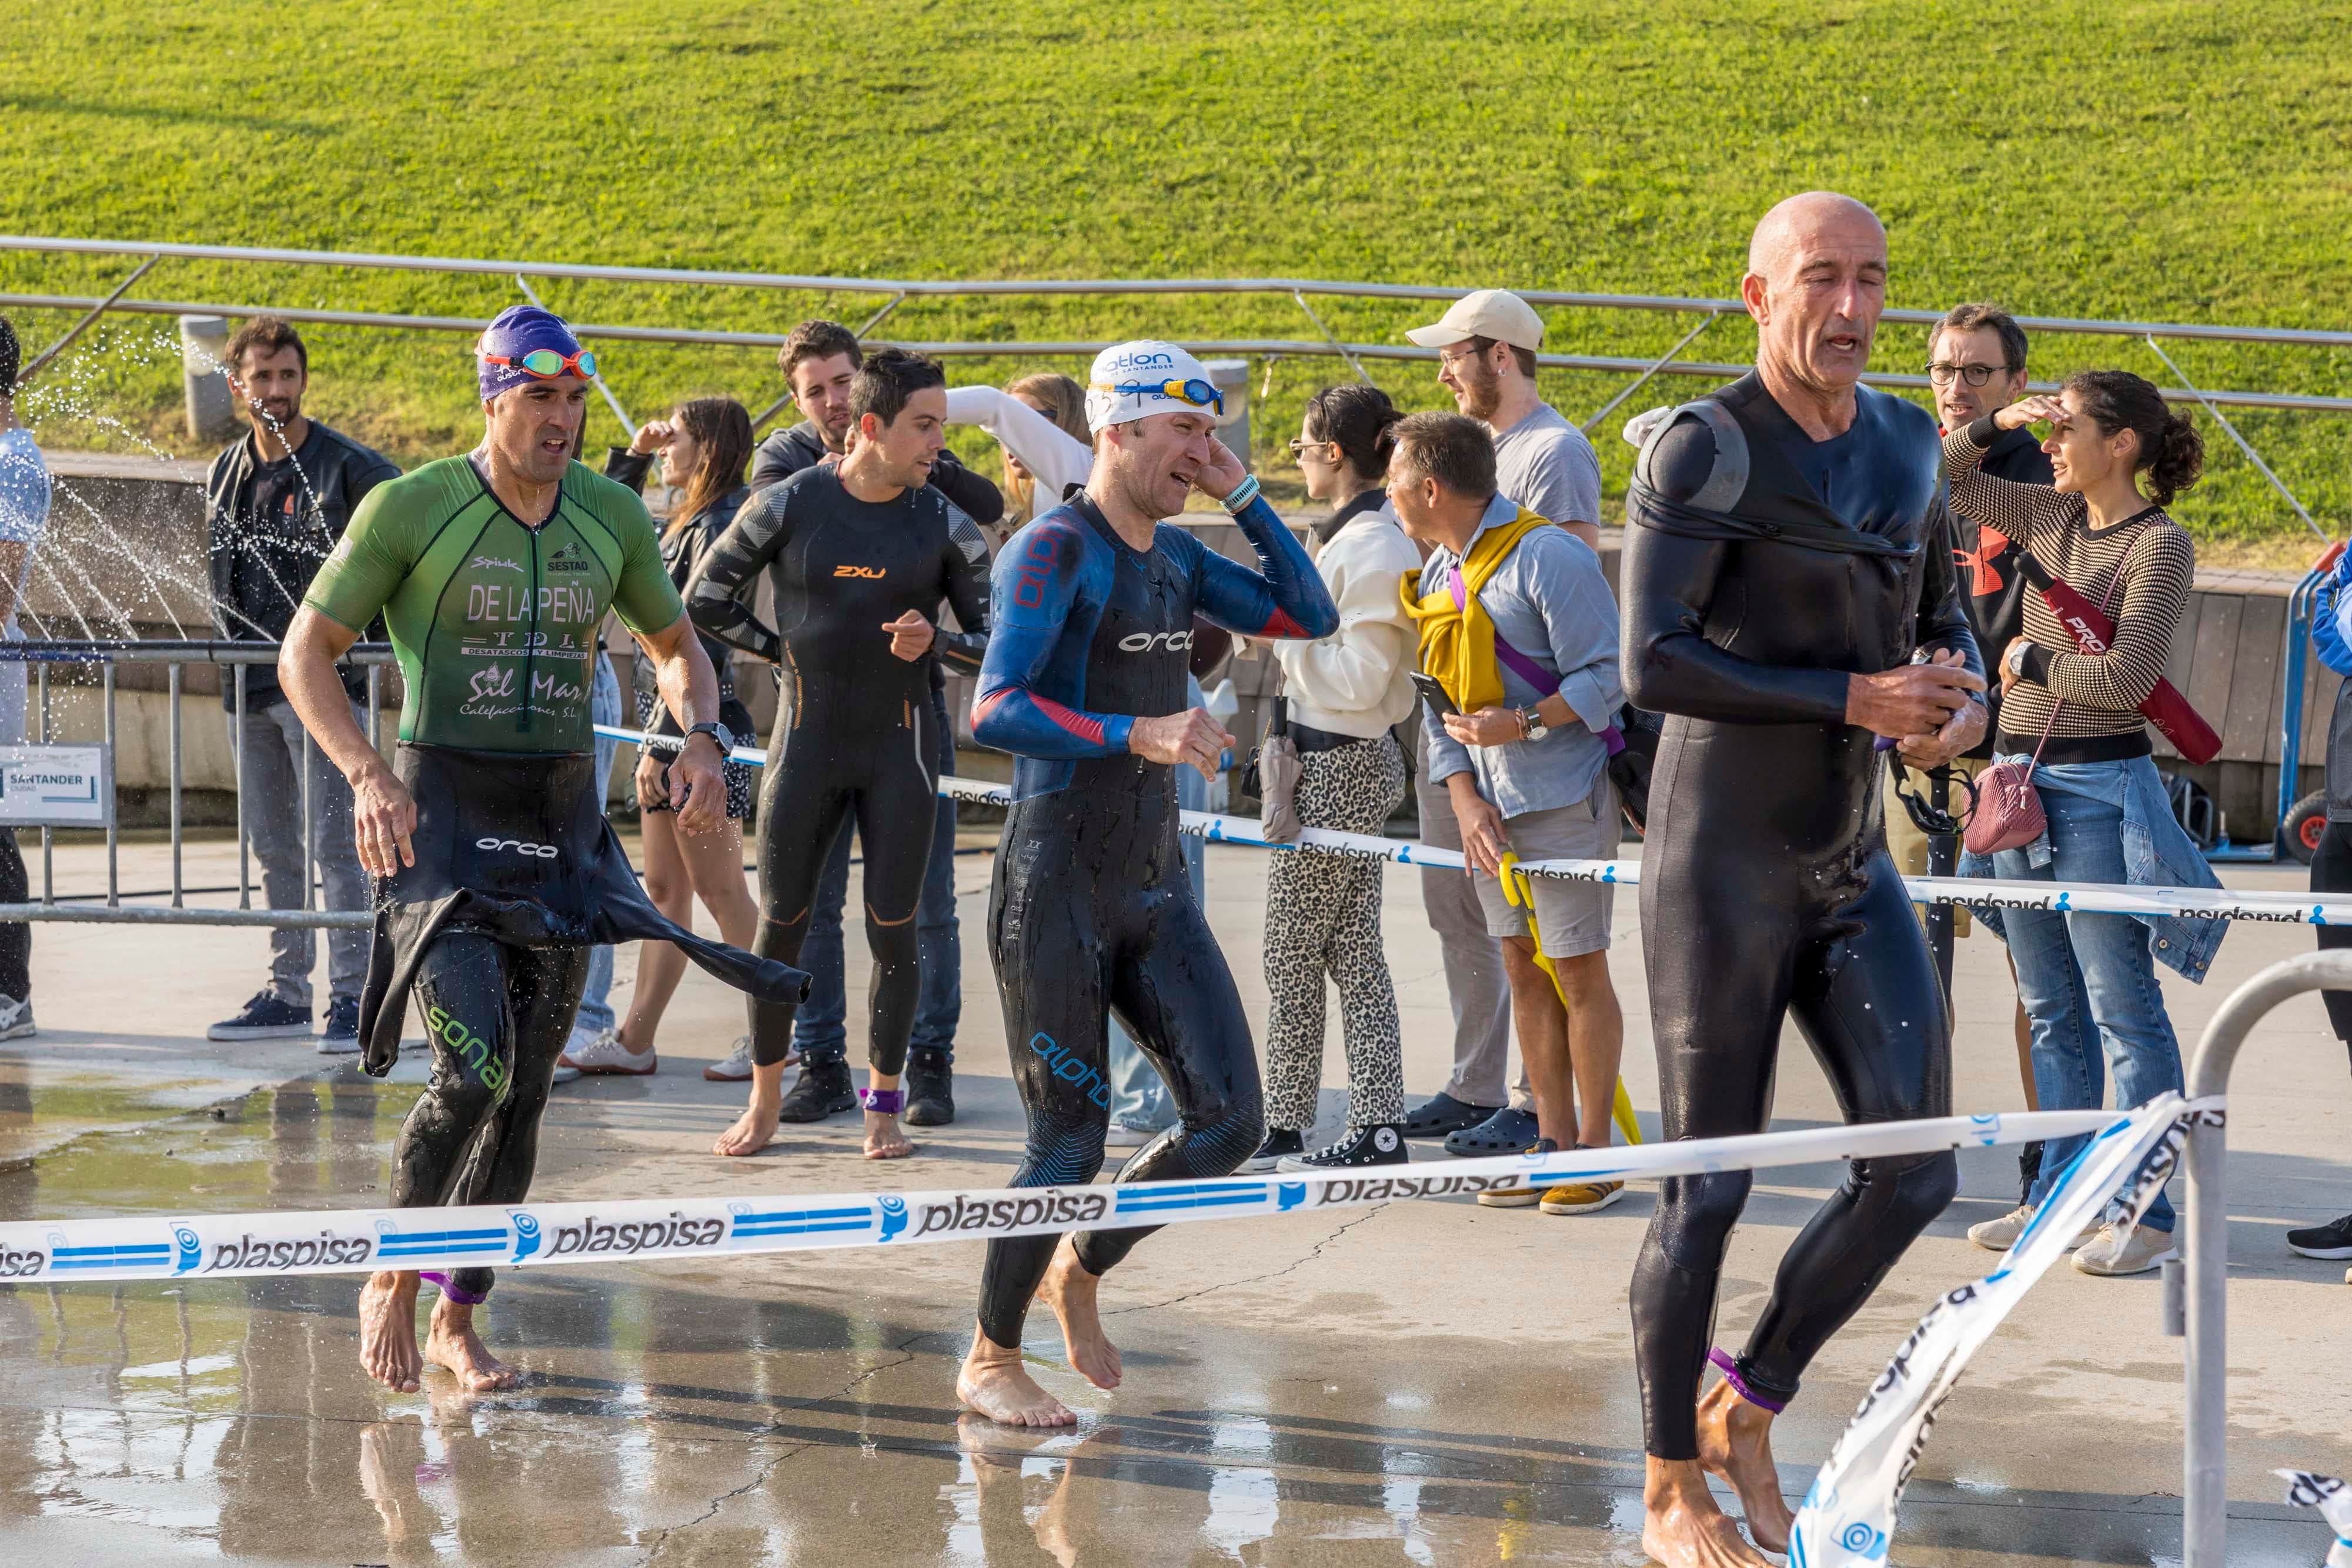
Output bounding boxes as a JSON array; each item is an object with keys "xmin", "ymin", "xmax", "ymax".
[{"xmin": 280, "ymin": 307, "xmax": 770, "ymax": 1398}]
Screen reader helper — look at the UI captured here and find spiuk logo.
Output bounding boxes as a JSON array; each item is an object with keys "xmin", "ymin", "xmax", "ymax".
[{"xmin": 470, "ymin": 554, "xmax": 523, "ymax": 573}]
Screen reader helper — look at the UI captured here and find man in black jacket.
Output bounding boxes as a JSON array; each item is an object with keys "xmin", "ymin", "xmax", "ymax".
[
  {"xmin": 747, "ymin": 320, "xmax": 1003, "ymax": 1126},
  {"xmin": 203, "ymin": 316, "xmax": 399, "ymax": 1051}
]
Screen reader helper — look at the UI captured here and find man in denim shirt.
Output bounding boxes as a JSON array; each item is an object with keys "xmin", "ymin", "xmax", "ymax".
[{"xmin": 1392, "ymin": 414, "xmax": 1629, "ymax": 1214}]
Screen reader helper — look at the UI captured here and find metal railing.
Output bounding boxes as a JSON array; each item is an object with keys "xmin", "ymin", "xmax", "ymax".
[
  {"xmin": 0, "ymin": 641, "xmax": 392, "ymax": 928},
  {"xmin": 4, "ymin": 232, "xmax": 2350, "ymax": 416},
  {"xmin": 2173, "ymin": 948, "xmax": 2352, "ymax": 1566}
]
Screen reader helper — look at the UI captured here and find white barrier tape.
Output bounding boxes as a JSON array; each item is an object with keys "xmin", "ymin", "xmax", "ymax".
[
  {"xmin": 0, "ymin": 1107, "xmax": 2125, "ymax": 1286},
  {"xmin": 595, "ymin": 723, "xmax": 2350, "ymax": 927},
  {"xmin": 2276, "ymin": 1471, "xmax": 2352, "ymax": 1567},
  {"xmin": 1792, "ymin": 1094, "xmax": 2189, "ymax": 1567}
]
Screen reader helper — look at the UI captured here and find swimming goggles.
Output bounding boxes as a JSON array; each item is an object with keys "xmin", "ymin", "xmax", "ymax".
[
  {"xmin": 482, "ymin": 347, "xmax": 600, "ymax": 380},
  {"xmin": 1094, "ymin": 378, "xmax": 1224, "ymax": 415},
  {"xmin": 1886, "ymin": 753, "xmax": 1977, "ymax": 838}
]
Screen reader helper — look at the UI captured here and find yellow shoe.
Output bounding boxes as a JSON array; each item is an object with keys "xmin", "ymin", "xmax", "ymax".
[
  {"xmin": 1539, "ymin": 1179, "xmax": 1625, "ymax": 1215},
  {"xmin": 1475, "ymin": 1137, "xmax": 1555, "ymax": 1207}
]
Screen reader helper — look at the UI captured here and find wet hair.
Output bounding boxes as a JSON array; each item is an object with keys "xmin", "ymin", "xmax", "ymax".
[
  {"xmin": 0, "ymin": 316, "xmax": 18, "ymax": 397},
  {"xmin": 1467, "ymin": 335, "xmax": 1539, "ymax": 380},
  {"xmin": 1389, "ymin": 412, "xmax": 1498, "ymax": 500},
  {"xmin": 1304, "ymin": 383, "xmax": 1403, "ymax": 482},
  {"xmin": 1001, "ymin": 370, "xmax": 1088, "ymax": 520},
  {"xmin": 667, "ymin": 396, "xmax": 756, "ymax": 540},
  {"xmin": 780, "ymin": 318, "xmax": 863, "ymax": 386},
  {"xmin": 848, "ymin": 346, "xmax": 945, "ymax": 432},
  {"xmin": 2065, "ymin": 369, "xmax": 2205, "ymax": 507},
  {"xmin": 225, "ymin": 315, "xmax": 308, "ymax": 375},
  {"xmin": 1934, "ymin": 302, "xmax": 2028, "ymax": 373}
]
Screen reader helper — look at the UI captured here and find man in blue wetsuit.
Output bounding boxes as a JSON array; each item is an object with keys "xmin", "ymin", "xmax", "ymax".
[{"xmin": 955, "ymin": 342, "xmax": 1339, "ymax": 1426}]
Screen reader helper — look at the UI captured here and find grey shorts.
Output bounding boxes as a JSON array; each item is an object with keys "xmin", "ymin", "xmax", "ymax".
[{"xmin": 1471, "ymin": 783, "xmax": 1618, "ymax": 958}]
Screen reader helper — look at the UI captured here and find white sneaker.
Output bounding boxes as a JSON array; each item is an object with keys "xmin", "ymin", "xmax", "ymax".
[
  {"xmin": 1105, "ymin": 1121, "xmax": 1164, "ymax": 1148},
  {"xmin": 0, "ymin": 994, "xmax": 34, "ymax": 1041},
  {"xmin": 2072, "ymin": 1222, "xmax": 2179, "ymax": 1276},
  {"xmin": 1966, "ymin": 1203, "xmax": 2103, "ymax": 1252},
  {"xmin": 703, "ymin": 1035, "xmax": 757, "ymax": 1082},
  {"xmin": 559, "ymin": 1027, "xmax": 657, "ymax": 1076}
]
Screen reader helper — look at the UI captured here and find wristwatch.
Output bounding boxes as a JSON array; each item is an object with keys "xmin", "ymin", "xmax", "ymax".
[
  {"xmin": 2005, "ymin": 642, "xmax": 2031, "ymax": 677},
  {"xmin": 684, "ymin": 721, "xmax": 737, "ymax": 754},
  {"xmin": 1516, "ymin": 706, "xmax": 1550, "ymax": 742}
]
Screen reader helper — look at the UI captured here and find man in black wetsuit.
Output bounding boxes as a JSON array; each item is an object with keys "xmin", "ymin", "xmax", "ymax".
[
  {"xmin": 750, "ymin": 319, "xmax": 1003, "ymax": 1126},
  {"xmin": 954, "ymin": 340, "xmax": 1338, "ymax": 1427},
  {"xmin": 1618, "ymin": 193, "xmax": 1987, "ymax": 1568},
  {"xmin": 687, "ymin": 347, "xmax": 993, "ymax": 1162}
]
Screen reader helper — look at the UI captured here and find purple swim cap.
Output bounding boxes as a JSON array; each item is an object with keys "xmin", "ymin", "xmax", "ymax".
[{"xmin": 476, "ymin": 305, "xmax": 586, "ymax": 400}]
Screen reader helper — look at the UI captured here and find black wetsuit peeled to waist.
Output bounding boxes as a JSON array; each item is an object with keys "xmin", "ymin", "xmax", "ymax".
[
  {"xmin": 1619, "ymin": 372, "xmax": 1980, "ymax": 1458},
  {"xmin": 685, "ymin": 463, "xmax": 992, "ymax": 1073}
]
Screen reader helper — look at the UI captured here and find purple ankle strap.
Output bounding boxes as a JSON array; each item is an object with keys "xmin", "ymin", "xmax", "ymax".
[
  {"xmin": 858, "ymin": 1087, "xmax": 904, "ymax": 1115},
  {"xmin": 1708, "ymin": 1348, "xmax": 1786, "ymax": 1414},
  {"xmin": 421, "ymin": 1271, "xmax": 488, "ymax": 1306}
]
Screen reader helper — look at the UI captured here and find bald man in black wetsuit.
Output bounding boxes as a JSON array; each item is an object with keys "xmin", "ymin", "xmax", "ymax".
[{"xmin": 1618, "ymin": 193, "xmax": 1986, "ymax": 1568}]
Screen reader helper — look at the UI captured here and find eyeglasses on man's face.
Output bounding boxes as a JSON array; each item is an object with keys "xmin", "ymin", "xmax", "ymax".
[{"xmin": 1925, "ymin": 361, "xmax": 2012, "ymax": 387}]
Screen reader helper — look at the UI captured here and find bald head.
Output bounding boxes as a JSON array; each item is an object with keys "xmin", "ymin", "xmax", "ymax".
[{"xmin": 1747, "ymin": 192, "xmax": 1885, "ymax": 283}]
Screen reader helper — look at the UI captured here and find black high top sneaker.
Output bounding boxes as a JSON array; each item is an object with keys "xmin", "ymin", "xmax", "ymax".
[
  {"xmin": 778, "ymin": 1057, "xmax": 856, "ymax": 1122},
  {"xmin": 902, "ymin": 1045, "xmax": 955, "ymax": 1126},
  {"xmin": 1277, "ymin": 1123, "xmax": 1408, "ymax": 1173}
]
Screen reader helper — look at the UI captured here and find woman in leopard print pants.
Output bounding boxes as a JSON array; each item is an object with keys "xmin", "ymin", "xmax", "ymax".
[{"xmin": 1249, "ymin": 386, "xmax": 1426, "ymax": 1171}]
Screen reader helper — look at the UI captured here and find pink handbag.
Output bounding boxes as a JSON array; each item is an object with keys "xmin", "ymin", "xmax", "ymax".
[{"xmin": 1961, "ymin": 559, "xmax": 2122, "ymax": 857}]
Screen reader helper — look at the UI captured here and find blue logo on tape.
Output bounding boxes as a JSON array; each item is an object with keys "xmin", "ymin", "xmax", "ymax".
[
  {"xmin": 1277, "ymin": 1181, "xmax": 1307, "ymax": 1212},
  {"xmin": 877, "ymin": 1195, "xmax": 908, "ymax": 1242},
  {"xmin": 510, "ymin": 1213, "xmax": 541, "ymax": 1263}
]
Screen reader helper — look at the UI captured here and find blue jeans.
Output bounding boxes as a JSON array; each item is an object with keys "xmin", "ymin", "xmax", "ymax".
[
  {"xmin": 1108, "ymin": 741, "xmax": 1210, "ymax": 1132},
  {"xmin": 576, "ymin": 654, "xmax": 623, "ymax": 1035},
  {"xmin": 791, "ymin": 687, "xmax": 962, "ymax": 1064},
  {"xmin": 1993, "ymin": 760, "xmax": 2186, "ymax": 1232}
]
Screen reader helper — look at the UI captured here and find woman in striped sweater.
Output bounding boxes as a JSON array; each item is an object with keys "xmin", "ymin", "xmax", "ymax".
[{"xmin": 1947, "ymin": 369, "xmax": 2217, "ymax": 1279}]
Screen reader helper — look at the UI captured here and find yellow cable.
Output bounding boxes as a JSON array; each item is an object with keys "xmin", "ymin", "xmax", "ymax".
[{"xmin": 1498, "ymin": 851, "xmax": 1643, "ymax": 1148}]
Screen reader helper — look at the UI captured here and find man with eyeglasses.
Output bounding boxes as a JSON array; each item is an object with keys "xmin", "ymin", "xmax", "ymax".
[
  {"xmin": 956, "ymin": 340, "xmax": 1337, "ymax": 1427},
  {"xmin": 1911, "ymin": 302, "xmax": 2052, "ymax": 1215},
  {"xmin": 1396, "ymin": 288, "xmax": 1608, "ymax": 1161}
]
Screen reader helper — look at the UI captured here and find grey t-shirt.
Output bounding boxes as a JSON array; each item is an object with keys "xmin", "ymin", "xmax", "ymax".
[{"xmin": 1490, "ymin": 402, "xmax": 1602, "ymax": 526}]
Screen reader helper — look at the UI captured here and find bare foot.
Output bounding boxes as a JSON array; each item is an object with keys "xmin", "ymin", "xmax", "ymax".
[
  {"xmin": 421, "ymin": 1299, "xmax": 520, "ymax": 1392},
  {"xmin": 714, "ymin": 1090, "xmax": 782, "ymax": 1158},
  {"xmin": 1642, "ymin": 1457, "xmax": 1772, "ymax": 1567},
  {"xmin": 358, "ymin": 1271, "xmax": 422, "ymax": 1393},
  {"xmin": 957, "ymin": 1323, "xmax": 1077, "ymax": 1427},
  {"xmin": 1035, "ymin": 1238, "xmax": 1121, "ymax": 1391},
  {"xmin": 864, "ymin": 1109, "xmax": 914, "ymax": 1160},
  {"xmin": 1695, "ymin": 1377, "xmax": 1795, "ymax": 1552},
  {"xmin": 358, "ymin": 1422, "xmax": 432, "ymax": 1543}
]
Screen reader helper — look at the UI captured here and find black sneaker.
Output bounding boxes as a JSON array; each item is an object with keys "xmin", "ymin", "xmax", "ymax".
[
  {"xmin": 1277, "ymin": 1124, "xmax": 1408, "ymax": 1172},
  {"xmin": 2286, "ymin": 1213, "xmax": 2352, "ymax": 1259},
  {"xmin": 1402, "ymin": 1092, "xmax": 1504, "ymax": 1139},
  {"xmin": 778, "ymin": 1058, "xmax": 856, "ymax": 1122},
  {"xmin": 1240, "ymin": 1129, "xmax": 1304, "ymax": 1172},
  {"xmin": 319, "ymin": 996, "xmax": 362, "ymax": 1056},
  {"xmin": 207, "ymin": 991, "xmax": 313, "ymax": 1042},
  {"xmin": 1445, "ymin": 1105, "xmax": 1541, "ymax": 1156},
  {"xmin": 903, "ymin": 1046, "xmax": 954, "ymax": 1126}
]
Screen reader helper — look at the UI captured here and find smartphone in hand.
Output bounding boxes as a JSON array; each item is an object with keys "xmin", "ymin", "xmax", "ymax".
[{"xmin": 1411, "ymin": 673, "xmax": 1461, "ymax": 718}]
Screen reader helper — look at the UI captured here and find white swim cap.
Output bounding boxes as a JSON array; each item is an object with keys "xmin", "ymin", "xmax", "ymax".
[{"xmin": 1085, "ymin": 340, "xmax": 1223, "ymax": 433}]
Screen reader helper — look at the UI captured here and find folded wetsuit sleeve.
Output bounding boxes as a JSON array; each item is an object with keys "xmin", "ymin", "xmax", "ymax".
[
  {"xmin": 970, "ymin": 513, "xmax": 1133, "ymax": 757},
  {"xmin": 933, "ymin": 507, "xmax": 994, "ymax": 676},
  {"xmin": 683, "ymin": 489, "xmax": 787, "ymax": 664},
  {"xmin": 1187, "ymin": 496, "xmax": 1341, "ymax": 641}
]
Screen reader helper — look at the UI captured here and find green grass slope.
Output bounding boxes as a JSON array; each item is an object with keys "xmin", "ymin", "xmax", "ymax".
[{"xmin": 5, "ymin": 0, "xmax": 2348, "ymax": 551}]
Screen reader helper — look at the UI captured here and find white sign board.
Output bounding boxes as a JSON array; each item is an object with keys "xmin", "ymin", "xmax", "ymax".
[{"xmin": 0, "ymin": 744, "xmax": 114, "ymax": 828}]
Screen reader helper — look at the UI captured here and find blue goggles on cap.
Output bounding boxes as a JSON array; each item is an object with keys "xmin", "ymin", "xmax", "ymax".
[{"xmin": 1095, "ymin": 377, "xmax": 1224, "ymax": 416}]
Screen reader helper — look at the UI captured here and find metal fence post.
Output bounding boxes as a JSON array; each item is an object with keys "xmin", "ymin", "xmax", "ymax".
[
  {"xmin": 168, "ymin": 660, "xmax": 183, "ymax": 907},
  {"xmin": 233, "ymin": 662, "xmax": 249, "ymax": 908},
  {"xmin": 2179, "ymin": 949, "xmax": 2352, "ymax": 1566},
  {"xmin": 300, "ymin": 724, "xmax": 315, "ymax": 911},
  {"xmin": 36, "ymin": 664, "xmax": 51, "ymax": 906},
  {"xmin": 102, "ymin": 661, "xmax": 118, "ymax": 907}
]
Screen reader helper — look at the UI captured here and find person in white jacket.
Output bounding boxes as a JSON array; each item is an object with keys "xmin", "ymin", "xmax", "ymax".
[{"xmin": 1244, "ymin": 385, "xmax": 1422, "ymax": 1171}]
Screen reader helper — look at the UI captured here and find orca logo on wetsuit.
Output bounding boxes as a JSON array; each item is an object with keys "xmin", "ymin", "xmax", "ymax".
[
  {"xmin": 475, "ymin": 838, "xmax": 557, "ymax": 860},
  {"xmin": 1117, "ymin": 630, "xmax": 1193, "ymax": 653}
]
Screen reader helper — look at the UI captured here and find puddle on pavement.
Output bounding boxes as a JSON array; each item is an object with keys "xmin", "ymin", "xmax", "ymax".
[{"xmin": 0, "ymin": 1076, "xmax": 2326, "ymax": 1564}]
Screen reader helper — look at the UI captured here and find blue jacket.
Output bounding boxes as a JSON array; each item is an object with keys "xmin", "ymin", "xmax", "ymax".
[{"xmin": 2313, "ymin": 553, "xmax": 2352, "ymax": 678}]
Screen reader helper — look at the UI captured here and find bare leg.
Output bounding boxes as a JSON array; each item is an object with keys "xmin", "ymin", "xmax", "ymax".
[
  {"xmin": 681, "ymin": 820, "xmax": 759, "ymax": 949},
  {"xmin": 358, "ymin": 1269, "xmax": 422, "ymax": 1393},
  {"xmin": 620, "ymin": 813, "xmax": 692, "ymax": 1052},
  {"xmin": 864, "ymin": 1068, "xmax": 913, "ymax": 1160},
  {"xmin": 1035, "ymin": 1235, "xmax": 1122, "ymax": 1390},
  {"xmin": 714, "ymin": 1059, "xmax": 787, "ymax": 1157},
  {"xmin": 1694, "ymin": 1378, "xmax": 1795, "ymax": 1552},
  {"xmin": 420, "ymin": 1293, "xmax": 520, "ymax": 1392},
  {"xmin": 957, "ymin": 1319, "xmax": 1077, "ymax": 1427},
  {"xmin": 1502, "ymin": 937, "xmax": 1575, "ymax": 1146},
  {"xmin": 1552, "ymin": 948, "xmax": 1625, "ymax": 1149},
  {"xmin": 1642, "ymin": 1457, "xmax": 1772, "ymax": 1568}
]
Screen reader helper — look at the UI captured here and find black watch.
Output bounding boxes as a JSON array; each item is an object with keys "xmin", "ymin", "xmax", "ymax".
[{"xmin": 684, "ymin": 721, "xmax": 737, "ymax": 754}]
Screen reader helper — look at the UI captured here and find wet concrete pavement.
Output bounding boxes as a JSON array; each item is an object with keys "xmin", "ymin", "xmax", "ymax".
[{"xmin": 3, "ymin": 831, "xmax": 2348, "ymax": 1563}]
